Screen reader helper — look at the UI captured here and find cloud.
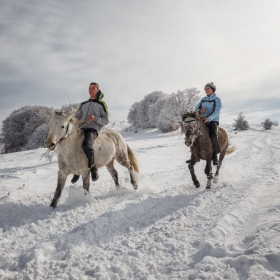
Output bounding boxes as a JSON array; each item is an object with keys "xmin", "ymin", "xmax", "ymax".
[{"xmin": 1, "ymin": 0, "xmax": 280, "ymax": 128}]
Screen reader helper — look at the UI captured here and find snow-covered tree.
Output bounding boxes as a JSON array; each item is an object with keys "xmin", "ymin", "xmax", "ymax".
[
  {"xmin": 0, "ymin": 143, "xmax": 4, "ymax": 154},
  {"xmin": 148, "ymin": 94, "xmax": 168, "ymax": 127},
  {"xmin": 233, "ymin": 112, "xmax": 250, "ymax": 130},
  {"xmin": 261, "ymin": 118, "xmax": 273, "ymax": 130},
  {"xmin": 26, "ymin": 123, "xmax": 50, "ymax": 149},
  {"xmin": 61, "ymin": 103, "xmax": 80, "ymax": 111},
  {"xmin": 136, "ymin": 91, "xmax": 166, "ymax": 129},
  {"xmin": 273, "ymin": 120, "xmax": 278, "ymax": 126},
  {"xmin": 1, "ymin": 106, "xmax": 52, "ymax": 153},
  {"xmin": 127, "ymin": 101, "xmax": 140, "ymax": 128},
  {"xmin": 156, "ymin": 88, "xmax": 201, "ymax": 132}
]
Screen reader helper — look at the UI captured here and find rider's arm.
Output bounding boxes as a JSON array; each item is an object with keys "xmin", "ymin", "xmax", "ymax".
[
  {"xmin": 95, "ymin": 108, "xmax": 109, "ymax": 126},
  {"xmin": 208, "ymin": 97, "xmax": 222, "ymax": 122},
  {"xmin": 195, "ymin": 100, "xmax": 202, "ymax": 112}
]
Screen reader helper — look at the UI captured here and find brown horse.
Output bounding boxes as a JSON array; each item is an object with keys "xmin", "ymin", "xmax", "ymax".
[{"xmin": 182, "ymin": 112, "xmax": 235, "ymax": 189}]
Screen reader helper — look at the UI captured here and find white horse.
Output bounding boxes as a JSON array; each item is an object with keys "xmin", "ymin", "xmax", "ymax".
[{"xmin": 45, "ymin": 109, "xmax": 139, "ymax": 208}]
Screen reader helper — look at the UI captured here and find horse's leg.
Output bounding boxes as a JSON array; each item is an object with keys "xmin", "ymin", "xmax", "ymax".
[
  {"xmin": 188, "ymin": 162, "xmax": 200, "ymax": 188},
  {"xmin": 106, "ymin": 159, "xmax": 120, "ymax": 189},
  {"xmin": 214, "ymin": 147, "xmax": 226, "ymax": 184},
  {"xmin": 204, "ymin": 158, "xmax": 212, "ymax": 176},
  {"xmin": 205, "ymin": 157, "xmax": 213, "ymax": 189},
  {"xmin": 81, "ymin": 170, "xmax": 90, "ymax": 193},
  {"xmin": 116, "ymin": 156, "xmax": 138, "ymax": 190},
  {"xmin": 50, "ymin": 170, "xmax": 68, "ymax": 208}
]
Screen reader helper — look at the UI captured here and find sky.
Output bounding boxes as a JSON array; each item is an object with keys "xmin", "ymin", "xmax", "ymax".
[{"xmin": 1, "ymin": 0, "xmax": 280, "ymax": 127}]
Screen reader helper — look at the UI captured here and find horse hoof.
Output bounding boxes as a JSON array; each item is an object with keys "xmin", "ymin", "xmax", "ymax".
[
  {"xmin": 133, "ymin": 184, "xmax": 138, "ymax": 190},
  {"xmin": 71, "ymin": 174, "xmax": 80, "ymax": 184},
  {"xmin": 206, "ymin": 186, "xmax": 211, "ymax": 189},
  {"xmin": 195, "ymin": 182, "xmax": 200, "ymax": 188},
  {"xmin": 213, "ymin": 176, "xmax": 218, "ymax": 184}
]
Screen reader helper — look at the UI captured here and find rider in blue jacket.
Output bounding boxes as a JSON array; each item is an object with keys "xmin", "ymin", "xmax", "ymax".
[{"xmin": 189, "ymin": 82, "xmax": 222, "ymax": 165}]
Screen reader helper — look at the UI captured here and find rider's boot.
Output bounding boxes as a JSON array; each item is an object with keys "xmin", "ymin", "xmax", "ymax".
[
  {"xmin": 91, "ymin": 165, "xmax": 99, "ymax": 181},
  {"xmin": 212, "ymin": 154, "xmax": 218, "ymax": 165},
  {"xmin": 71, "ymin": 174, "xmax": 80, "ymax": 184},
  {"xmin": 211, "ymin": 134, "xmax": 220, "ymax": 166}
]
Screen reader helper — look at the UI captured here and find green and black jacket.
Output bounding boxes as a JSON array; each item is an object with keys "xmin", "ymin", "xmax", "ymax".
[{"xmin": 76, "ymin": 91, "xmax": 109, "ymax": 132}]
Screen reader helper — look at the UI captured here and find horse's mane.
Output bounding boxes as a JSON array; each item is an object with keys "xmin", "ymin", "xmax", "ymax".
[
  {"xmin": 70, "ymin": 115, "xmax": 82, "ymax": 124},
  {"xmin": 182, "ymin": 111, "xmax": 201, "ymax": 122},
  {"xmin": 182, "ymin": 111, "xmax": 209, "ymax": 137}
]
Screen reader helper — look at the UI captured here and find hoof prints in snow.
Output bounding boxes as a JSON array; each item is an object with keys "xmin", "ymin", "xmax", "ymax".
[{"xmin": 0, "ymin": 125, "xmax": 280, "ymax": 279}]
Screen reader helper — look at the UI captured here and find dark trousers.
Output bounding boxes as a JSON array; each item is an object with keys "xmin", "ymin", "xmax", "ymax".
[
  {"xmin": 206, "ymin": 121, "xmax": 221, "ymax": 155},
  {"xmin": 82, "ymin": 129, "xmax": 98, "ymax": 168}
]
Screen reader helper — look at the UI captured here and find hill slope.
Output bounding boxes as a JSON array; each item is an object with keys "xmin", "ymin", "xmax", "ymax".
[{"xmin": 0, "ymin": 125, "xmax": 279, "ymax": 279}]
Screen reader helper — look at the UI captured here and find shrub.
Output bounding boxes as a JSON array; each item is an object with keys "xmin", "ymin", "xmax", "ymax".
[
  {"xmin": 233, "ymin": 112, "xmax": 250, "ymax": 130},
  {"xmin": 261, "ymin": 118, "xmax": 273, "ymax": 130},
  {"xmin": 1, "ymin": 106, "xmax": 52, "ymax": 152}
]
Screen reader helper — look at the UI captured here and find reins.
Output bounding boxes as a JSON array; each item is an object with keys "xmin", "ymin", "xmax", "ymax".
[
  {"xmin": 183, "ymin": 116, "xmax": 204, "ymax": 137},
  {"xmin": 57, "ymin": 120, "xmax": 91, "ymax": 144},
  {"xmin": 55, "ymin": 111, "xmax": 92, "ymax": 146}
]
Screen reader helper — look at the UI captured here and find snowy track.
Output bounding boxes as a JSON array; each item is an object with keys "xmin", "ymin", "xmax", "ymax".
[{"xmin": 0, "ymin": 126, "xmax": 280, "ymax": 279}]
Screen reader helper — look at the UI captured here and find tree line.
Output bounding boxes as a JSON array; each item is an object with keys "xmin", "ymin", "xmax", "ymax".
[
  {"xmin": 233, "ymin": 112, "xmax": 278, "ymax": 130},
  {"xmin": 127, "ymin": 88, "xmax": 201, "ymax": 132},
  {"xmin": 0, "ymin": 94, "xmax": 278, "ymax": 154},
  {"xmin": 0, "ymin": 103, "xmax": 79, "ymax": 154}
]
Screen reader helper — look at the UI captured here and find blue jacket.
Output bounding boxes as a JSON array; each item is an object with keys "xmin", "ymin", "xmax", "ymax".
[{"xmin": 195, "ymin": 93, "xmax": 222, "ymax": 123}]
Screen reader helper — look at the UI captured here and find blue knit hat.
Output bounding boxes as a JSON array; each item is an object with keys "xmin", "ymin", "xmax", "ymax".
[{"xmin": 205, "ymin": 82, "xmax": 216, "ymax": 93}]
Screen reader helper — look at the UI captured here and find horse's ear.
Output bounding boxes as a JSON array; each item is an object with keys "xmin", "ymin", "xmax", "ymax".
[
  {"xmin": 195, "ymin": 111, "xmax": 201, "ymax": 120},
  {"xmin": 53, "ymin": 109, "xmax": 63, "ymax": 116},
  {"xmin": 63, "ymin": 109, "xmax": 74, "ymax": 118}
]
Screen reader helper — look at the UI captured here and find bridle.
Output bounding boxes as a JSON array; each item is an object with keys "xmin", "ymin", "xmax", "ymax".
[
  {"xmin": 184, "ymin": 119, "xmax": 196, "ymax": 123},
  {"xmin": 183, "ymin": 117, "xmax": 203, "ymax": 138},
  {"xmin": 56, "ymin": 112, "xmax": 75, "ymax": 145},
  {"xmin": 49, "ymin": 113, "xmax": 91, "ymax": 149}
]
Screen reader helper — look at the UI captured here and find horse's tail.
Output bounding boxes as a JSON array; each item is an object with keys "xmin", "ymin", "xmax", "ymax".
[
  {"xmin": 127, "ymin": 145, "xmax": 139, "ymax": 173},
  {"xmin": 226, "ymin": 143, "xmax": 236, "ymax": 155}
]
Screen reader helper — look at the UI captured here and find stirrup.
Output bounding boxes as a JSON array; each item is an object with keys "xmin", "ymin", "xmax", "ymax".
[
  {"xmin": 212, "ymin": 155, "xmax": 218, "ymax": 165},
  {"xmin": 91, "ymin": 166, "xmax": 99, "ymax": 181},
  {"xmin": 71, "ymin": 174, "xmax": 80, "ymax": 184}
]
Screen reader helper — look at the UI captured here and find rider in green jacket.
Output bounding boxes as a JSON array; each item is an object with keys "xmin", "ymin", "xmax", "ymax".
[{"xmin": 71, "ymin": 82, "xmax": 109, "ymax": 183}]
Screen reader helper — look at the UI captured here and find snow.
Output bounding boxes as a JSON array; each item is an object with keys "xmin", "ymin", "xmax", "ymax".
[{"xmin": 0, "ymin": 123, "xmax": 280, "ymax": 279}]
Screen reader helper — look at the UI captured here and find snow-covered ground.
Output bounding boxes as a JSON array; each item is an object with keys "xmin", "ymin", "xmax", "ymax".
[{"xmin": 0, "ymin": 123, "xmax": 280, "ymax": 280}]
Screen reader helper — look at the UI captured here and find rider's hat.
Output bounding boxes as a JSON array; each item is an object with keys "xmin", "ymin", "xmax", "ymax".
[{"xmin": 204, "ymin": 82, "xmax": 216, "ymax": 93}]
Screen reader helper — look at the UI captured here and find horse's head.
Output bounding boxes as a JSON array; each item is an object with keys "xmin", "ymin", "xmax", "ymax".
[
  {"xmin": 45, "ymin": 109, "xmax": 75, "ymax": 150},
  {"xmin": 182, "ymin": 111, "xmax": 202, "ymax": 147}
]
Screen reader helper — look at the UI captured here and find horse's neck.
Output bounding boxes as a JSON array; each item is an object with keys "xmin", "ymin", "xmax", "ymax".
[
  {"xmin": 58, "ymin": 122, "xmax": 83, "ymax": 154},
  {"xmin": 197, "ymin": 120, "xmax": 211, "ymax": 143}
]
